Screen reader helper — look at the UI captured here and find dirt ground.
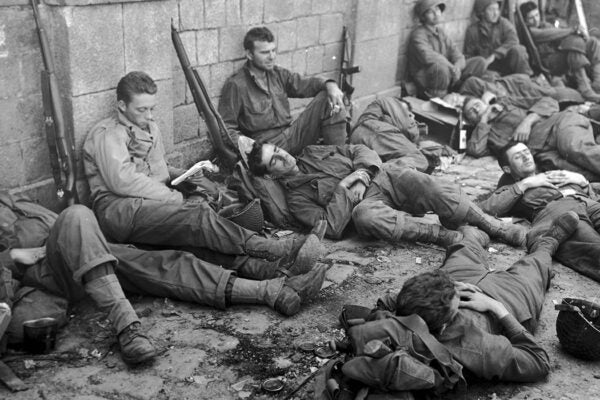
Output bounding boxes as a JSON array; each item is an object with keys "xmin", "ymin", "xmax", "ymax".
[{"xmin": 2, "ymin": 155, "xmax": 600, "ymax": 400}]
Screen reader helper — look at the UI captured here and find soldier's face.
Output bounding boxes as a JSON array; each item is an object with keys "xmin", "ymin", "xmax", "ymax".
[
  {"xmin": 247, "ymin": 40, "xmax": 277, "ymax": 71},
  {"xmin": 118, "ymin": 93, "xmax": 157, "ymax": 131},
  {"xmin": 505, "ymin": 143, "xmax": 536, "ymax": 178},
  {"xmin": 464, "ymin": 98, "xmax": 487, "ymax": 124},
  {"xmin": 260, "ymin": 143, "xmax": 299, "ymax": 177},
  {"xmin": 423, "ymin": 5, "xmax": 443, "ymax": 26},
  {"xmin": 482, "ymin": 2, "xmax": 500, "ymax": 24},
  {"xmin": 525, "ymin": 8, "xmax": 540, "ymax": 28}
]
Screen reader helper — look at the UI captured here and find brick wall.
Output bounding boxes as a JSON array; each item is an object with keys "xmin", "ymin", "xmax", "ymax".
[{"xmin": 0, "ymin": 0, "xmax": 477, "ymax": 210}]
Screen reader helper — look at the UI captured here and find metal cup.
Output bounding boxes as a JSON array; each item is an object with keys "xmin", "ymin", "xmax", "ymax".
[{"xmin": 22, "ymin": 317, "xmax": 58, "ymax": 354}]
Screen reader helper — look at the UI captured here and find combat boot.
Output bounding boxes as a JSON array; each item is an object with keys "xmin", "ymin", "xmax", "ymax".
[
  {"xmin": 392, "ymin": 219, "xmax": 463, "ymax": 247},
  {"xmin": 245, "ymin": 234, "xmax": 304, "ymax": 261},
  {"xmin": 530, "ymin": 211, "xmax": 579, "ymax": 254},
  {"xmin": 573, "ymin": 68, "xmax": 600, "ymax": 102},
  {"xmin": 229, "ymin": 264, "xmax": 328, "ymax": 316},
  {"xmin": 84, "ymin": 274, "xmax": 155, "ymax": 364},
  {"xmin": 464, "ymin": 206, "xmax": 527, "ymax": 247}
]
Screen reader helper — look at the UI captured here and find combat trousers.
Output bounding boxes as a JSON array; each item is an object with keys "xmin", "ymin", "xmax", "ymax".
[
  {"xmin": 442, "ymin": 230, "xmax": 552, "ymax": 332},
  {"xmin": 254, "ymin": 91, "xmax": 347, "ymax": 156},
  {"xmin": 94, "ymin": 194, "xmax": 256, "ymax": 256},
  {"xmin": 24, "ymin": 205, "xmax": 232, "ymax": 309},
  {"xmin": 352, "ymin": 167, "xmax": 470, "ymax": 240},
  {"xmin": 488, "ymin": 45, "xmax": 533, "ymax": 76},
  {"xmin": 527, "ymin": 196, "xmax": 600, "ymax": 283},
  {"xmin": 413, "ymin": 57, "xmax": 487, "ymax": 98}
]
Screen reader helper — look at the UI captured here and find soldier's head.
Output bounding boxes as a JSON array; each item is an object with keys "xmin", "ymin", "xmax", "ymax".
[
  {"xmin": 498, "ymin": 142, "xmax": 536, "ymax": 179},
  {"xmin": 244, "ymin": 27, "xmax": 276, "ymax": 72},
  {"xmin": 474, "ymin": 0, "xmax": 501, "ymax": 24},
  {"xmin": 247, "ymin": 142, "xmax": 299, "ymax": 177},
  {"xmin": 414, "ymin": 0, "xmax": 445, "ymax": 26},
  {"xmin": 462, "ymin": 96, "xmax": 489, "ymax": 125},
  {"xmin": 395, "ymin": 271, "xmax": 459, "ymax": 334},
  {"xmin": 116, "ymin": 71, "xmax": 158, "ymax": 131},
  {"xmin": 520, "ymin": 1, "xmax": 540, "ymax": 28}
]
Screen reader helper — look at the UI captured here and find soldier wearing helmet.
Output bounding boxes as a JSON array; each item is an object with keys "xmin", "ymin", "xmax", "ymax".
[{"xmin": 407, "ymin": 0, "xmax": 488, "ymax": 98}]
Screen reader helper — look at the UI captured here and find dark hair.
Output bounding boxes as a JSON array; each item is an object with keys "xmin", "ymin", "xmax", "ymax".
[
  {"xmin": 247, "ymin": 141, "xmax": 269, "ymax": 176},
  {"xmin": 520, "ymin": 1, "xmax": 538, "ymax": 18},
  {"xmin": 497, "ymin": 141, "xmax": 522, "ymax": 168},
  {"xmin": 117, "ymin": 71, "xmax": 157, "ymax": 104},
  {"xmin": 243, "ymin": 27, "xmax": 275, "ymax": 52},
  {"xmin": 395, "ymin": 270, "xmax": 456, "ymax": 334}
]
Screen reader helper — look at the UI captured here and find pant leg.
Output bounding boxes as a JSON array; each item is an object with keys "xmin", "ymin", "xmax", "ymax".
[
  {"xmin": 24, "ymin": 205, "xmax": 118, "ymax": 302},
  {"xmin": 490, "ymin": 45, "xmax": 533, "ymax": 76},
  {"xmin": 461, "ymin": 56, "xmax": 488, "ymax": 79},
  {"xmin": 95, "ymin": 195, "xmax": 255, "ymax": 256},
  {"xmin": 349, "ymin": 125, "xmax": 429, "ymax": 172},
  {"xmin": 109, "ymin": 243, "xmax": 231, "ymax": 310},
  {"xmin": 352, "ymin": 187, "xmax": 406, "ymax": 239},
  {"xmin": 553, "ymin": 112, "xmax": 600, "ymax": 176},
  {"xmin": 374, "ymin": 167, "xmax": 471, "ymax": 228},
  {"xmin": 528, "ymin": 198, "xmax": 600, "ymax": 282},
  {"xmin": 280, "ymin": 91, "xmax": 347, "ymax": 156}
]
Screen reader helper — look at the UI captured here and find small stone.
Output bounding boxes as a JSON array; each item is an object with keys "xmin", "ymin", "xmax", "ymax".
[{"xmin": 415, "ymin": 257, "xmax": 422, "ymax": 264}]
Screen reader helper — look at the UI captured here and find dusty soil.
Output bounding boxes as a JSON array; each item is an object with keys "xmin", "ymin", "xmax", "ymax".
[{"xmin": 2, "ymin": 155, "xmax": 600, "ymax": 400}]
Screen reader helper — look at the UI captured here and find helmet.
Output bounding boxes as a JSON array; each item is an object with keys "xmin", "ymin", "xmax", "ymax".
[
  {"xmin": 474, "ymin": 0, "xmax": 502, "ymax": 16},
  {"xmin": 414, "ymin": 0, "xmax": 445, "ymax": 20},
  {"xmin": 558, "ymin": 35, "xmax": 587, "ymax": 54},
  {"xmin": 555, "ymin": 297, "xmax": 600, "ymax": 360},
  {"xmin": 219, "ymin": 199, "xmax": 264, "ymax": 232}
]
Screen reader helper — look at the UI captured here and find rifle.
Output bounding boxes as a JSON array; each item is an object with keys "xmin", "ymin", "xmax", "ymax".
[
  {"xmin": 31, "ymin": 0, "xmax": 77, "ymax": 206},
  {"xmin": 338, "ymin": 26, "xmax": 360, "ymax": 105},
  {"xmin": 171, "ymin": 23, "xmax": 239, "ymax": 168}
]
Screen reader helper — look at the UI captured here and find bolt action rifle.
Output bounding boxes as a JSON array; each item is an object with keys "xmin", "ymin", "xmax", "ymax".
[
  {"xmin": 171, "ymin": 23, "xmax": 239, "ymax": 169},
  {"xmin": 339, "ymin": 26, "xmax": 360, "ymax": 113},
  {"xmin": 31, "ymin": 0, "xmax": 78, "ymax": 206}
]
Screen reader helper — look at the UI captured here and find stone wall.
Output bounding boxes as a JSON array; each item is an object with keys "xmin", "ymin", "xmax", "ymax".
[{"xmin": 0, "ymin": 0, "xmax": 477, "ymax": 210}]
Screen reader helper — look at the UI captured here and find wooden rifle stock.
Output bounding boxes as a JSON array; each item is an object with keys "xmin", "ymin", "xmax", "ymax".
[
  {"xmin": 171, "ymin": 23, "xmax": 238, "ymax": 168},
  {"xmin": 31, "ymin": 0, "xmax": 77, "ymax": 206}
]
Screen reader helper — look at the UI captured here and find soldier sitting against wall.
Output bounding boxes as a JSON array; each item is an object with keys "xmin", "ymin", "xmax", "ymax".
[
  {"xmin": 218, "ymin": 27, "xmax": 347, "ymax": 156},
  {"xmin": 407, "ymin": 0, "xmax": 488, "ymax": 99}
]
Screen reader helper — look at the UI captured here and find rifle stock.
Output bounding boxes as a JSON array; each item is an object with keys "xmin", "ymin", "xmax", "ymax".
[
  {"xmin": 31, "ymin": 0, "xmax": 77, "ymax": 206},
  {"xmin": 171, "ymin": 23, "xmax": 238, "ymax": 168}
]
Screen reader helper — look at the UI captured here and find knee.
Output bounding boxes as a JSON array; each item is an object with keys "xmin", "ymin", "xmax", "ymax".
[
  {"xmin": 463, "ymin": 57, "xmax": 487, "ymax": 78},
  {"xmin": 508, "ymin": 45, "xmax": 528, "ymax": 58},
  {"xmin": 56, "ymin": 205, "xmax": 95, "ymax": 228},
  {"xmin": 352, "ymin": 204, "xmax": 377, "ymax": 233},
  {"xmin": 425, "ymin": 64, "xmax": 451, "ymax": 90}
]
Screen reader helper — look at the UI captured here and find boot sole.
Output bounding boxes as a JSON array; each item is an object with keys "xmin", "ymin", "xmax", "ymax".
[{"xmin": 280, "ymin": 234, "xmax": 323, "ymax": 277}]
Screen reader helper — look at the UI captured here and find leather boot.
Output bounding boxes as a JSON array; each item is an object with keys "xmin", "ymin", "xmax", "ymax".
[
  {"xmin": 573, "ymin": 68, "xmax": 600, "ymax": 102},
  {"xmin": 245, "ymin": 235, "xmax": 303, "ymax": 261},
  {"xmin": 84, "ymin": 275, "xmax": 155, "ymax": 364},
  {"xmin": 530, "ymin": 211, "xmax": 579, "ymax": 254},
  {"xmin": 229, "ymin": 264, "xmax": 327, "ymax": 316},
  {"xmin": 393, "ymin": 220, "xmax": 463, "ymax": 247},
  {"xmin": 464, "ymin": 206, "xmax": 527, "ymax": 247}
]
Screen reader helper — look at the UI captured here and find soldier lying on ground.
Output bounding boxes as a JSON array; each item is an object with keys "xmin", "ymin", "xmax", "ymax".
[
  {"xmin": 1, "ymin": 193, "xmax": 327, "ymax": 364},
  {"xmin": 247, "ymin": 142, "xmax": 526, "ymax": 247},
  {"xmin": 463, "ymin": 94, "xmax": 600, "ymax": 181},
  {"xmin": 377, "ymin": 211, "xmax": 578, "ymax": 382},
  {"xmin": 479, "ymin": 141, "xmax": 600, "ymax": 283},
  {"xmin": 84, "ymin": 71, "xmax": 323, "ymax": 266},
  {"xmin": 218, "ymin": 26, "xmax": 347, "ymax": 156}
]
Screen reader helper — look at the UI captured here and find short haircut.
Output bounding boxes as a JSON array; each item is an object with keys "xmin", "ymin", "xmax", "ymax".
[
  {"xmin": 243, "ymin": 27, "xmax": 275, "ymax": 52},
  {"xmin": 247, "ymin": 141, "xmax": 269, "ymax": 176},
  {"xmin": 395, "ymin": 270, "xmax": 456, "ymax": 334},
  {"xmin": 520, "ymin": 1, "xmax": 538, "ymax": 18},
  {"xmin": 117, "ymin": 71, "xmax": 157, "ymax": 104},
  {"xmin": 497, "ymin": 141, "xmax": 522, "ymax": 168}
]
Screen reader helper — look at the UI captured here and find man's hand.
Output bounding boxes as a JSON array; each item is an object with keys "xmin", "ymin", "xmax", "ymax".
[
  {"xmin": 484, "ymin": 54, "xmax": 496, "ymax": 68},
  {"xmin": 450, "ymin": 65, "xmax": 462, "ymax": 82},
  {"xmin": 545, "ymin": 170, "xmax": 589, "ymax": 187},
  {"xmin": 455, "ymin": 281, "xmax": 482, "ymax": 294},
  {"xmin": 10, "ymin": 247, "xmax": 46, "ymax": 265},
  {"xmin": 325, "ymin": 81, "xmax": 344, "ymax": 115},
  {"xmin": 339, "ymin": 169, "xmax": 371, "ymax": 190},
  {"xmin": 458, "ymin": 287, "xmax": 509, "ymax": 318},
  {"xmin": 512, "ymin": 116, "xmax": 535, "ymax": 142},
  {"xmin": 481, "ymin": 91, "xmax": 497, "ymax": 105},
  {"xmin": 517, "ymin": 173, "xmax": 557, "ymax": 192},
  {"xmin": 348, "ymin": 181, "xmax": 367, "ymax": 204}
]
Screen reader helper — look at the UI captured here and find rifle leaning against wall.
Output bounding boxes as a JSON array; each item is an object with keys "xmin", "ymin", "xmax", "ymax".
[
  {"xmin": 31, "ymin": 0, "xmax": 78, "ymax": 206},
  {"xmin": 171, "ymin": 23, "xmax": 239, "ymax": 169},
  {"xmin": 339, "ymin": 26, "xmax": 360, "ymax": 107}
]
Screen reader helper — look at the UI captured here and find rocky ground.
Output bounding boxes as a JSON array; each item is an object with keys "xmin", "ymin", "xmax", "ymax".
[{"xmin": 2, "ymin": 155, "xmax": 600, "ymax": 400}]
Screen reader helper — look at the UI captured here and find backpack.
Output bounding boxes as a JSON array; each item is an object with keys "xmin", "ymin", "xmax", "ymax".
[{"xmin": 315, "ymin": 305, "xmax": 464, "ymax": 400}]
